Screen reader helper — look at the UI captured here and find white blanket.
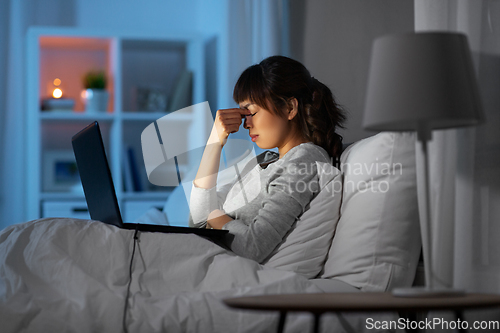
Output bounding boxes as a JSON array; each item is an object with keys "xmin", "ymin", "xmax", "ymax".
[{"xmin": 0, "ymin": 218, "xmax": 397, "ymax": 332}]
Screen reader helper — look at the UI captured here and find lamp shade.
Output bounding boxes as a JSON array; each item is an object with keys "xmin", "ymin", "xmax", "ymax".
[{"xmin": 363, "ymin": 32, "xmax": 483, "ymax": 132}]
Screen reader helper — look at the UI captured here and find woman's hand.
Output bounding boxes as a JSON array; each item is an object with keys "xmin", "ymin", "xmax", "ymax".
[
  {"xmin": 206, "ymin": 209, "xmax": 233, "ymax": 229},
  {"xmin": 194, "ymin": 108, "xmax": 248, "ymax": 189},
  {"xmin": 212, "ymin": 108, "xmax": 251, "ymax": 147}
]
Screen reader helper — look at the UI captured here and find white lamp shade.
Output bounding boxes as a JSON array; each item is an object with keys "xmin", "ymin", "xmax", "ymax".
[{"xmin": 363, "ymin": 32, "xmax": 483, "ymax": 132}]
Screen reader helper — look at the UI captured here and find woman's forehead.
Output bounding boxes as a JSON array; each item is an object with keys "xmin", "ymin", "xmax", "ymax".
[{"xmin": 239, "ymin": 101, "xmax": 254, "ymax": 109}]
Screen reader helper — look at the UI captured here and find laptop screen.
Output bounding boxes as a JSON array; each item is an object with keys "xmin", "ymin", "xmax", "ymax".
[{"xmin": 72, "ymin": 121, "xmax": 123, "ymax": 227}]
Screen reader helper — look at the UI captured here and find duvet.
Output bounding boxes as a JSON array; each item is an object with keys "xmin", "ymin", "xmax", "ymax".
[{"xmin": 0, "ymin": 218, "xmax": 396, "ymax": 332}]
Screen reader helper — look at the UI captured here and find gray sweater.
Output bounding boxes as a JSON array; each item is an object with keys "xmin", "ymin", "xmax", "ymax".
[{"xmin": 190, "ymin": 142, "xmax": 332, "ymax": 263}]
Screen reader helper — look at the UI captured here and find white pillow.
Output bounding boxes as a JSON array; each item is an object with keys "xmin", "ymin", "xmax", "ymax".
[
  {"xmin": 320, "ymin": 132, "xmax": 421, "ymax": 291},
  {"xmin": 262, "ymin": 162, "xmax": 342, "ymax": 279}
]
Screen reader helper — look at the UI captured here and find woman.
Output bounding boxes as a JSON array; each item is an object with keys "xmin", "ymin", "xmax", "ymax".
[
  {"xmin": 190, "ymin": 55, "xmax": 346, "ymax": 263},
  {"xmin": 0, "ymin": 56, "xmax": 348, "ymax": 332}
]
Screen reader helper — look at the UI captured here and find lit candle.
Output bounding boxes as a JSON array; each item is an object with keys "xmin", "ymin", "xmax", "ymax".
[{"xmin": 52, "ymin": 78, "xmax": 63, "ymax": 99}]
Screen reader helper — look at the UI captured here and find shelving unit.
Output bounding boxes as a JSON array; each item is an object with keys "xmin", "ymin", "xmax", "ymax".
[{"xmin": 26, "ymin": 27, "xmax": 211, "ymax": 221}]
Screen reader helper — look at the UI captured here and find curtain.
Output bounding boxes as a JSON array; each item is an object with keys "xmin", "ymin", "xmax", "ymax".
[
  {"xmin": 0, "ymin": 0, "xmax": 77, "ymax": 229},
  {"xmin": 0, "ymin": 1, "xmax": 31, "ymax": 229},
  {"xmin": 415, "ymin": 0, "xmax": 500, "ymax": 293},
  {"xmin": 227, "ymin": 0, "xmax": 289, "ymax": 92},
  {"xmin": 225, "ymin": 0, "xmax": 289, "ymax": 158}
]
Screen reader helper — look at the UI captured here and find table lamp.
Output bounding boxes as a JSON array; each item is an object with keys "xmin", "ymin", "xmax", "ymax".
[{"xmin": 362, "ymin": 32, "xmax": 483, "ymax": 296}]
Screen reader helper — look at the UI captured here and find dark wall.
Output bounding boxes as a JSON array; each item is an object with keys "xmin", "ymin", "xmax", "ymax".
[{"xmin": 294, "ymin": 0, "xmax": 415, "ymax": 142}]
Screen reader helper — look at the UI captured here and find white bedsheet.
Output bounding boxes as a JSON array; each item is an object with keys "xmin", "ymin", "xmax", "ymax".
[{"xmin": 0, "ymin": 218, "xmax": 398, "ymax": 332}]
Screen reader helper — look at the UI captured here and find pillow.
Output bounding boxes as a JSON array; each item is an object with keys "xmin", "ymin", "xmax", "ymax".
[
  {"xmin": 320, "ymin": 132, "xmax": 421, "ymax": 291},
  {"xmin": 262, "ymin": 161, "xmax": 342, "ymax": 279}
]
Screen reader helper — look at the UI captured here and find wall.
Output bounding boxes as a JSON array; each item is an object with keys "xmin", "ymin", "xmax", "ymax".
[
  {"xmin": 301, "ymin": 0, "xmax": 415, "ymax": 143},
  {"xmin": 196, "ymin": 0, "xmax": 229, "ymax": 112},
  {"xmin": 75, "ymin": 0, "xmax": 198, "ymax": 33},
  {"xmin": 0, "ymin": 0, "xmax": 80, "ymax": 228},
  {"xmin": 0, "ymin": 0, "xmax": 9, "ymax": 226}
]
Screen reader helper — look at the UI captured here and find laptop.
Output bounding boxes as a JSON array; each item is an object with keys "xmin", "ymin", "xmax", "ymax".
[{"xmin": 71, "ymin": 121, "xmax": 228, "ymax": 239}]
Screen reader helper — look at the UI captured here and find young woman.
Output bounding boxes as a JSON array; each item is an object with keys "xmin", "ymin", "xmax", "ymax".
[{"xmin": 190, "ymin": 55, "xmax": 346, "ymax": 263}]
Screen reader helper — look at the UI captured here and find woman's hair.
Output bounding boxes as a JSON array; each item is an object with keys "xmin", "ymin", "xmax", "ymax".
[{"xmin": 233, "ymin": 55, "xmax": 347, "ymax": 160}]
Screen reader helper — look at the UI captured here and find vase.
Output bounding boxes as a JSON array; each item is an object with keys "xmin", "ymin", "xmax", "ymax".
[{"xmin": 84, "ymin": 89, "xmax": 109, "ymax": 113}]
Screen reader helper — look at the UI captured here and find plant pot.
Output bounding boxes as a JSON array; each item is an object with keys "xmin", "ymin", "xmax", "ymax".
[{"xmin": 84, "ymin": 89, "xmax": 109, "ymax": 113}]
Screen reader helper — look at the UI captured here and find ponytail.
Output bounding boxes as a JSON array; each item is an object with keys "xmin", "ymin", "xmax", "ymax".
[
  {"xmin": 307, "ymin": 77, "xmax": 346, "ymax": 159},
  {"xmin": 234, "ymin": 56, "xmax": 347, "ymax": 161}
]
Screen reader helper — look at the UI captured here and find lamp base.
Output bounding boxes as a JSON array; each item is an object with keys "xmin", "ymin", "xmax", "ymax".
[{"xmin": 392, "ymin": 286, "xmax": 466, "ymax": 298}]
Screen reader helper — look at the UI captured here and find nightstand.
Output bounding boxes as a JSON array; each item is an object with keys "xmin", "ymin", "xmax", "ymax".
[{"xmin": 224, "ymin": 292, "xmax": 500, "ymax": 333}]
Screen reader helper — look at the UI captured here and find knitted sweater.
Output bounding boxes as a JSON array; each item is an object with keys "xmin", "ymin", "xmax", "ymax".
[{"xmin": 189, "ymin": 142, "xmax": 331, "ymax": 263}]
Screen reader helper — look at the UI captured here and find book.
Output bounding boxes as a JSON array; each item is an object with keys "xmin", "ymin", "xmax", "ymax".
[
  {"xmin": 127, "ymin": 147, "xmax": 143, "ymax": 192},
  {"xmin": 122, "ymin": 146, "xmax": 134, "ymax": 192},
  {"xmin": 168, "ymin": 70, "xmax": 193, "ymax": 112}
]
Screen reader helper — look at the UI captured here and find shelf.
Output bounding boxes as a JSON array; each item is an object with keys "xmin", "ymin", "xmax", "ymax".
[
  {"xmin": 121, "ymin": 39, "xmax": 187, "ymax": 112},
  {"xmin": 41, "ymin": 192, "xmax": 86, "ymax": 201},
  {"xmin": 39, "ymin": 111, "xmax": 194, "ymax": 122},
  {"xmin": 121, "ymin": 191, "xmax": 172, "ymax": 200},
  {"xmin": 40, "ymin": 189, "xmax": 171, "ymax": 202},
  {"xmin": 40, "ymin": 36, "xmax": 111, "ymax": 50},
  {"xmin": 39, "ymin": 35, "xmax": 113, "ymax": 113},
  {"xmin": 26, "ymin": 28, "xmax": 208, "ymax": 221},
  {"xmin": 41, "ymin": 189, "xmax": 172, "ymax": 202},
  {"xmin": 40, "ymin": 112, "xmax": 115, "ymax": 122},
  {"xmin": 121, "ymin": 112, "xmax": 193, "ymax": 122}
]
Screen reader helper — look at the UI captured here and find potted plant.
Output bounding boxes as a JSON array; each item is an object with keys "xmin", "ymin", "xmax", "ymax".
[{"xmin": 82, "ymin": 70, "xmax": 109, "ymax": 113}]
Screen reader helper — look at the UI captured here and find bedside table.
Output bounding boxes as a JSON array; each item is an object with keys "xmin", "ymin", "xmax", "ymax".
[{"xmin": 223, "ymin": 292, "xmax": 500, "ymax": 333}]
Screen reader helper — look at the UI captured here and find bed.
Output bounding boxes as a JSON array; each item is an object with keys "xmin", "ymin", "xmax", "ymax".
[{"xmin": 0, "ymin": 132, "xmax": 421, "ymax": 332}]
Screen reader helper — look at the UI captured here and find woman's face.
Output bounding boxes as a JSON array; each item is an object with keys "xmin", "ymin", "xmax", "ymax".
[{"xmin": 239, "ymin": 100, "xmax": 303, "ymax": 157}]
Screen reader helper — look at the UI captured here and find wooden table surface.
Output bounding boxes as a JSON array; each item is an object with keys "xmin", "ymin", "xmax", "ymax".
[{"xmin": 224, "ymin": 292, "xmax": 500, "ymax": 314}]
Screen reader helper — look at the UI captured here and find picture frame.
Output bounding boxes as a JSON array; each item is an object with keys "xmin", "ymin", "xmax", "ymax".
[
  {"xmin": 43, "ymin": 150, "xmax": 81, "ymax": 192},
  {"xmin": 135, "ymin": 85, "xmax": 168, "ymax": 112}
]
